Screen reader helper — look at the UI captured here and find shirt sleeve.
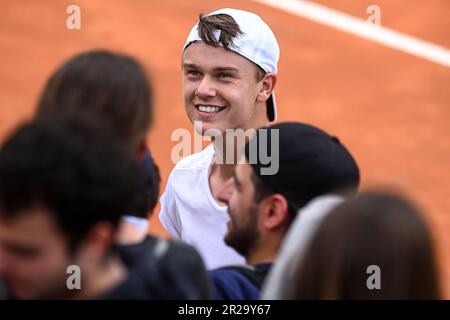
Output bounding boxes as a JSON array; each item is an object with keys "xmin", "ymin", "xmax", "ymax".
[{"xmin": 158, "ymin": 174, "xmax": 182, "ymax": 240}]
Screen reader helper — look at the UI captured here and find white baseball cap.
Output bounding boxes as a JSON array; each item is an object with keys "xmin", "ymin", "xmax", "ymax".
[{"xmin": 183, "ymin": 8, "xmax": 280, "ymax": 122}]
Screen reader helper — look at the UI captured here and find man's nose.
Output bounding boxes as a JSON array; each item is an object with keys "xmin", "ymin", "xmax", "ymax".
[{"xmin": 195, "ymin": 76, "xmax": 216, "ymax": 98}]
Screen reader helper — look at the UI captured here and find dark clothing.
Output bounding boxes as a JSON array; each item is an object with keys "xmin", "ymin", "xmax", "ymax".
[
  {"xmin": 0, "ymin": 278, "xmax": 8, "ymax": 300},
  {"xmin": 209, "ymin": 263, "xmax": 272, "ymax": 300},
  {"xmin": 102, "ymin": 236, "xmax": 212, "ymax": 299}
]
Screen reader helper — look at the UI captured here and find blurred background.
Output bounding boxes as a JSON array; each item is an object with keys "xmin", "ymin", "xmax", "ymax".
[{"xmin": 0, "ymin": 0, "xmax": 449, "ymax": 297}]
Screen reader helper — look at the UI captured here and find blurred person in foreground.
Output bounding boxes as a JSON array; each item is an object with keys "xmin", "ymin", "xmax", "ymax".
[
  {"xmin": 0, "ymin": 115, "xmax": 144, "ymax": 299},
  {"xmin": 35, "ymin": 50, "xmax": 211, "ymax": 298},
  {"xmin": 36, "ymin": 49, "xmax": 154, "ymax": 244},
  {"xmin": 287, "ymin": 191, "xmax": 441, "ymax": 299}
]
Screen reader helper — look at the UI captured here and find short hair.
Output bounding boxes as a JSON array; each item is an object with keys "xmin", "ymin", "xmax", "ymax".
[
  {"xmin": 197, "ymin": 13, "xmax": 244, "ymax": 49},
  {"xmin": 292, "ymin": 191, "xmax": 440, "ymax": 299},
  {"xmin": 197, "ymin": 13, "xmax": 265, "ymax": 81},
  {"xmin": 0, "ymin": 114, "xmax": 140, "ymax": 252},
  {"xmin": 36, "ymin": 50, "xmax": 152, "ymax": 151}
]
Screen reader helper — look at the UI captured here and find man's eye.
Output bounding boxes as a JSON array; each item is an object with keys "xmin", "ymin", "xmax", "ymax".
[
  {"xmin": 186, "ymin": 70, "xmax": 200, "ymax": 76},
  {"xmin": 217, "ymin": 73, "xmax": 232, "ymax": 79}
]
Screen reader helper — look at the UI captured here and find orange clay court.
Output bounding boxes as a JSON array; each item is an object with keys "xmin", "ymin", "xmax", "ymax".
[{"xmin": 0, "ymin": 0, "xmax": 449, "ymax": 297}]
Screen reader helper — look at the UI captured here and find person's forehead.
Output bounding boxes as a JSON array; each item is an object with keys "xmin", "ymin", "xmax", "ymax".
[
  {"xmin": 0, "ymin": 208, "xmax": 65, "ymax": 247},
  {"xmin": 182, "ymin": 42, "xmax": 257, "ymax": 71}
]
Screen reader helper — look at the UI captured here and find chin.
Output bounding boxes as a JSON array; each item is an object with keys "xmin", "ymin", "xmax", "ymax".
[{"xmin": 195, "ymin": 122, "xmax": 225, "ymax": 137}]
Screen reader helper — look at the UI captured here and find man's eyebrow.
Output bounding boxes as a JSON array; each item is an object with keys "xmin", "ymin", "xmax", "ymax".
[
  {"xmin": 182, "ymin": 63, "xmax": 239, "ymax": 74},
  {"xmin": 182, "ymin": 63, "xmax": 198, "ymax": 69},
  {"xmin": 213, "ymin": 67, "xmax": 239, "ymax": 73}
]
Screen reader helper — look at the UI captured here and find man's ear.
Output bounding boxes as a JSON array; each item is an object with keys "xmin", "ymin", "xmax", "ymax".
[
  {"xmin": 256, "ymin": 73, "xmax": 277, "ymax": 103},
  {"xmin": 261, "ymin": 193, "xmax": 289, "ymax": 230}
]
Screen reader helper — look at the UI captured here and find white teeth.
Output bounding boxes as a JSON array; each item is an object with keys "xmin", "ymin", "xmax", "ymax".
[{"xmin": 197, "ymin": 105, "xmax": 223, "ymax": 113}]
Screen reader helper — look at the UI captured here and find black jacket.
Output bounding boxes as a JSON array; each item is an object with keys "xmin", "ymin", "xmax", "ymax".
[{"xmin": 102, "ymin": 236, "xmax": 212, "ymax": 299}]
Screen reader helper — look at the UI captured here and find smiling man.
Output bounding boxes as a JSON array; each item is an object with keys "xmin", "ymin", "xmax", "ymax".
[{"xmin": 159, "ymin": 8, "xmax": 279, "ymax": 269}]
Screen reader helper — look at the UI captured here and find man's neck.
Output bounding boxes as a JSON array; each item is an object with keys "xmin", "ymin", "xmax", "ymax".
[
  {"xmin": 246, "ymin": 237, "xmax": 281, "ymax": 266},
  {"xmin": 208, "ymin": 122, "xmax": 265, "ymax": 204},
  {"xmin": 208, "ymin": 134, "xmax": 239, "ymax": 205},
  {"xmin": 209, "ymin": 162, "xmax": 235, "ymax": 206},
  {"xmin": 246, "ymin": 251, "xmax": 276, "ymax": 266},
  {"xmin": 71, "ymin": 255, "xmax": 127, "ymax": 299}
]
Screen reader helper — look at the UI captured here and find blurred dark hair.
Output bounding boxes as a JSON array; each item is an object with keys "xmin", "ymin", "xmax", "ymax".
[
  {"xmin": 292, "ymin": 191, "xmax": 440, "ymax": 299},
  {"xmin": 126, "ymin": 150, "xmax": 161, "ymax": 218},
  {"xmin": 0, "ymin": 114, "xmax": 140, "ymax": 252},
  {"xmin": 35, "ymin": 50, "xmax": 152, "ymax": 152}
]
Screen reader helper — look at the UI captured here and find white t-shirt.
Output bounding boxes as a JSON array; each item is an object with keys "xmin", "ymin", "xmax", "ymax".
[{"xmin": 159, "ymin": 144, "xmax": 245, "ymax": 270}]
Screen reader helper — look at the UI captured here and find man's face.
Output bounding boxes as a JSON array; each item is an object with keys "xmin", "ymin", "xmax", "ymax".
[
  {"xmin": 219, "ymin": 162, "xmax": 261, "ymax": 257},
  {"xmin": 0, "ymin": 208, "xmax": 73, "ymax": 299},
  {"xmin": 182, "ymin": 42, "xmax": 265, "ymax": 135}
]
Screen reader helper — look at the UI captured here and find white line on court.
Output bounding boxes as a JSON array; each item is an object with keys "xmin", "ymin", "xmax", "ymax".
[{"xmin": 253, "ymin": 0, "xmax": 450, "ymax": 67}]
